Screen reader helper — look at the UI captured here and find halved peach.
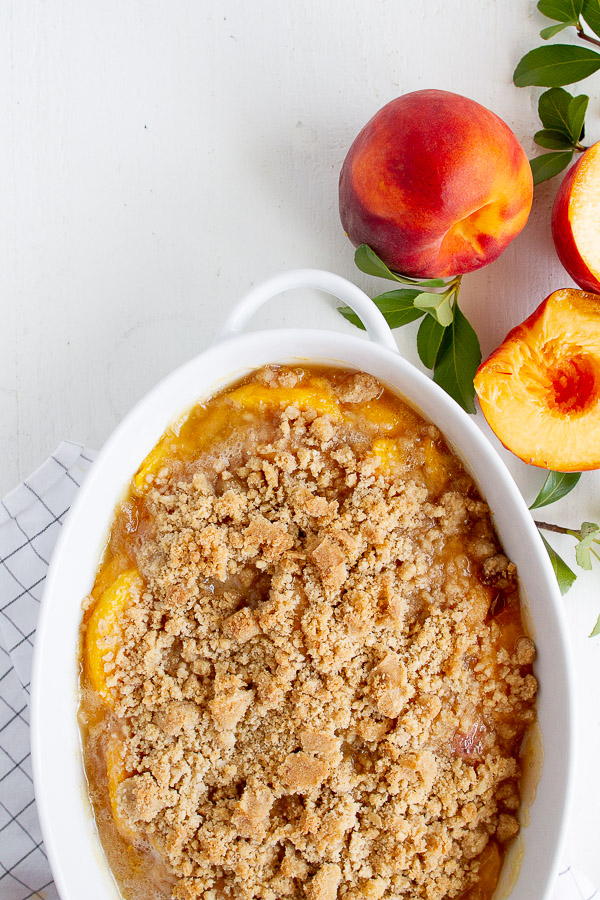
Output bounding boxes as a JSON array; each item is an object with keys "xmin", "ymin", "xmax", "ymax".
[
  {"xmin": 85, "ymin": 569, "xmax": 144, "ymax": 704},
  {"xmin": 474, "ymin": 289, "xmax": 600, "ymax": 470},
  {"xmin": 552, "ymin": 142, "xmax": 600, "ymax": 293}
]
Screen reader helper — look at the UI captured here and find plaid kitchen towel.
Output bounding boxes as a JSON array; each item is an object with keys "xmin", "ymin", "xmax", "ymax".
[
  {"xmin": 0, "ymin": 442, "xmax": 95, "ymax": 900},
  {"xmin": 0, "ymin": 443, "xmax": 596, "ymax": 900}
]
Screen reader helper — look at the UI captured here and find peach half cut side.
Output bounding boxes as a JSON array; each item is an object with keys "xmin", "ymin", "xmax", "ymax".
[
  {"xmin": 474, "ymin": 289, "xmax": 600, "ymax": 471},
  {"xmin": 552, "ymin": 142, "xmax": 600, "ymax": 293}
]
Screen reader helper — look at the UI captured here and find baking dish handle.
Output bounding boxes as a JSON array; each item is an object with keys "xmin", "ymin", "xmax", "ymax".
[{"xmin": 216, "ymin": 268, "xmax": 398, "ymax": 353}]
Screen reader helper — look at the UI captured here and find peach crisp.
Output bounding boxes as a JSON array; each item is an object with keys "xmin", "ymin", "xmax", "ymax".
[{"xmin": 78, "ymin": 365, "xmax": 537, "ymax": 900}]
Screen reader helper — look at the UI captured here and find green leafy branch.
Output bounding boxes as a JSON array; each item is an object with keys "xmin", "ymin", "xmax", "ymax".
[
  {"xmin": 529, "ymin": 470, "xmax": 600, "ymax": 634},
  {"xmin": 338, "ymin": 245, "xmax": 481, "ymax": 414},
  {"xmin": 514, "ymin": 0, "xmax": 600, "ymax": 183}
]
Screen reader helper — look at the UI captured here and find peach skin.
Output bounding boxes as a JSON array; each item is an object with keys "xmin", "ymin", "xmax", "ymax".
[
  {"xmin": 474, "ymin": 289, "xmax": 600, "ymax": 471},
  {"xmin": 552, "ymin": 142, "xmax": 600, "ymax": 293},
  {"xmin": 339, "ymin": 90, "xmax": 533, "ymax": 278}
]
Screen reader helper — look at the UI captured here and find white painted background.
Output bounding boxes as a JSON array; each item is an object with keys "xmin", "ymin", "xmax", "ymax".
[{"xmin": 2, "ymin": 0, "xmax": 600, "ymax": 888}]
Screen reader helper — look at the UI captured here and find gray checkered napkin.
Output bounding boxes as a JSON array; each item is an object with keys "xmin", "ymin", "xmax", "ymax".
[{"xmin": 0, "ymin": 442, "xmax": 596, "ymax": 900}]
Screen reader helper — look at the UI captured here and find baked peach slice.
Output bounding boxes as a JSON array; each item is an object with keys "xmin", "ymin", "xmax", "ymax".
[
  {"xmin": 372, "ymin": 438, "xmax": 404, "ymax": 473},
  {"xmin": 350, "ymin": 398, "xmax": 405, "ymax": 434},
  {"xmin": 133, "ymin": 405, "xmax": 233, "ymax": 495},
  {"xmin": 227, "ymin": 383, "xmax": 342, "ymax": 419},
  {"xmin": 85, "ymin": 568, "xmax": 144, "ymax": 704},
  {"xmin": 552, "ymin": 142, "xmax": 600, "ymax": 293},
  {"xmin": 459, "ymin": 842, "xmax": 502, "ymax": 899},
  {"xmin": 474, "ymin": 289, "xmax": 600, "ymax": 470},
  {"xmin": 105, "ymin": 734, "xmax": 135, "ymax": 839},
  {"xmin": 423, "ymin": 436, "xmax": 450, "ymax": 496},
  {"xmin": 133, "ymin": 441, "xmax": 172, "ymax": 496}
]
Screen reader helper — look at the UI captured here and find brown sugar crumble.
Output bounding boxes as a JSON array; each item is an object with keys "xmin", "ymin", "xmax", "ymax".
[{"xmin": 79, "ymin": 366, "xmax": 537, "ymax": 900}]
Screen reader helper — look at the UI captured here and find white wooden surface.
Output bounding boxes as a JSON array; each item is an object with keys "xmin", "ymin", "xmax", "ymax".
[{"xmin": 3, "ymin": 0, "xmax": 600, "ymax": 887}]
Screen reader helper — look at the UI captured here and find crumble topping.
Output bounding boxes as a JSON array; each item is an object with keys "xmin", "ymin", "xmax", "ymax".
[{"xmin": 80, "ymin": 367, "xmax": 536, "ymax": 900}]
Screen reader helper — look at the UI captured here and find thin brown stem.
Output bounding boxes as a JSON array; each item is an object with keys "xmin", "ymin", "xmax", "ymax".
[
  {"xmin": 577, "ymin": 28, "xmax": 600, "ymax": 49},
  {"xmin": 535, "ymin": 520, "xmax": 578, "ymax": 537}
]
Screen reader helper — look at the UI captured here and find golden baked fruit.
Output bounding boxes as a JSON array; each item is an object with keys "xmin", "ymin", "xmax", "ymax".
[
  {"xmin": 84, "ymin": 569, "xmax": 144, "ymax": 705},
  {"xmin": 79, "ymin": 366, "xmax": 536, "ymax": 900}
]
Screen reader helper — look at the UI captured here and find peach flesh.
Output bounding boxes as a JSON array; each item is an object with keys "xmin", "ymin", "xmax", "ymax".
[
  {"xmin": 474, "ymin": 289, "xmax": 600, "ymax": 471},
  {"xmin": 552, "ymin": 142, "xmax": 600, "ymax": 294},
  {"xmin": 549, "ymin": 355, "xmax": 597, "ymax": 415},
  {"xmin": 339, "ymin": 90, "xmax": 533, "ymax": 278}
]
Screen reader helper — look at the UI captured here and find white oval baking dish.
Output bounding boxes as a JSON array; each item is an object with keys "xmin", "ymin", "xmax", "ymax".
[{"xmin": 30, "ymin": 269, "xmax": 574, "ymax": 900}]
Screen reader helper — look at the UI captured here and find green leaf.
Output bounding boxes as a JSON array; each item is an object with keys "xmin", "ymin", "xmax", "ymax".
[
  {"xmin": 529, "ymin": 471, "xmax": 582, "ymax": 509},
  {"xmin": 582, "ymin": 0, "xmax": 600, "ymax": 37},
  {"xmin": 538, "ymin": 0, "xmax": 583, "ymax": 21},
  {"xmin": 575, "ymin": 521, "xmax": 600, "ymax": 569},
  {"xmin": 534, "ymin": 128, "xmax": 576, "ymax": 148},
  {"xmin": 567, "ymin": 92, "xmax": 589, "ymax": 140},
  {"xmin": 590, "ymin": 610, "xmax": 600, "ymax": 637},
  {"xmin": 540, "ymin": 534, "xmax": 578, "ymax": 594},
  {"xmin": 413, "ymin": 291, "xmax": 454, "ymax": 327},
  {"xmin": 539, "ymin": 87, "xmax": 575, "ymax": 131},
  {"xmin": 353, "ymin": 244, "xmax": 403, "ymax": 282},
  {"xmin": 417, "ymin": 316, "xmax": 447, "ymax": 369},
  {"xmin": 338, "ymin": 306, "xmax": 367, "ymax": 329},
  {"xmin": 353, "ymin": 244, "xmax": 447, "ymax": 288},
  {"xmin": 385, "ymin": 273, "xmax": 448, "ymax": 288},
  {"xmin": 538, "ymin": 87, "xmax": 588, "ymax": 142},
  {"xmin": 530, "ymin": 150, "xmax": 574, "ymax": 184},
  {"xmin": 432, "ymin": 304, "xmax": 482, "ymax": 414},
  {"xmin": 541, "ymin": 20, "xmax": 577, "ymax": 38},
  {"xmin": 513, "ymin": 44, "xmax": 600, "ymax": 87},
  {"xmin": 533, "ymin": 91, "xmax": 588, "ymax": 177},
  {"xmin": 338, "ymin": 289, "xmax": 425, "ymax": 330}
]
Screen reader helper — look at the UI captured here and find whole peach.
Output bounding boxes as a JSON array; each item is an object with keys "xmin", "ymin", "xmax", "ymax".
[
  {"xmin": 552, "ymin": 141, "xmax": 600, "ymax": 294},
  {"xmin": 339, "ymin": 90, "xmax": 533, "ymax": 279}
]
